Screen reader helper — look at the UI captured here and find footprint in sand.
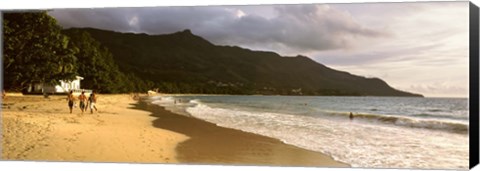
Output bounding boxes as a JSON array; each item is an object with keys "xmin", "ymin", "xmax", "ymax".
[
  {"xmin": 64, "ymin": 138, "xmax": 76, "ymax": 142},
  {"xmin": 94, "ymin": 119, "xmax": 105, "ymax": 126}
]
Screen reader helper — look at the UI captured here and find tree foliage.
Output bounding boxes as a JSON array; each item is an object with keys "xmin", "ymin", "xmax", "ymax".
[
  {"xmin": 3, "ymin": 12, "xmax": 78, "ymax": 91},
  {"xmin": 62, "ymin": 29, "xmax": 153, "ymax": 93},
  {"xmin": 3, "ymin": 12, "xmax": 152, "ymax": 93}
]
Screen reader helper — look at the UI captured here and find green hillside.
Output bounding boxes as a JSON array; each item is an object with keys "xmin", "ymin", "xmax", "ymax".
[{"xmin": 66, "ymin": 28, "xmax": 422, "ymax": 97}]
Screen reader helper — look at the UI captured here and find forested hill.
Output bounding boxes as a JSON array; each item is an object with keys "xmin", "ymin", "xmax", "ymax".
[{"xmin": 65, "ymin": 28, "xmax": 422, "ymax": 97}]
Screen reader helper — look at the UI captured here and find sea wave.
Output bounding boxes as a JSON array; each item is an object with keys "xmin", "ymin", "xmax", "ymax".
[
  {"xmin": 152, "ymin": 96, "xmax": 468, "ymax": 134},
  {"xmin": 324, "ymin": 112, "xmax": 468, "ymax": 134},
  {"xmin": 148, "ymin": 96, "xmax": 193, "ymax": 116},
  {"xmin": 184, "ymin": 98, "xmax": 469, "ymax": 135}
]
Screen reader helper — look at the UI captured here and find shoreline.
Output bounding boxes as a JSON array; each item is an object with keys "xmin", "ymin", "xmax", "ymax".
[
  {"xmin": 135, "ymin": 98, "xmax": 349, "ymax": 167},
  {"xmin": 150, "ymin": 93, "xmax": 425, "ymax": 98}
]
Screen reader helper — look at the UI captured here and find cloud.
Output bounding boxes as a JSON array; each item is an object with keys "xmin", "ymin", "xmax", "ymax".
[
  {"xmin": 49, "ymin": 8, "xmax": 138, "ymax": 32},
  {"xmin": 403, "ymin": 83, "xmax": 468, "ymax": 98},
  {"xmin": 201, "ymin": 4, "xmax": 388, "ymax": 53},
  {"xmin": 307, "ymin": 2, "xmax": 469, "ymax": 97},
  {"xmin": 49, "ymin": 4, "xmax": 387, "ymax": 53}
]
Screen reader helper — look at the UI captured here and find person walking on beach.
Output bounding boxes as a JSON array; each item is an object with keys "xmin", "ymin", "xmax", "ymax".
[
  {"xmin": 78, "ymin": 91, "xmax": 87, "ymax": 114},
  {"xmin": 67, "ymin": 90, "xmax": 75, "ymax": 114},
  {"xmin": 88, "ymin": 91, "xmax": 98, "ymax": 114}
]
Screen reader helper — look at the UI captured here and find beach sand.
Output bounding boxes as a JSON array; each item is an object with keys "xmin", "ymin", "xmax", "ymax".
[
  {"xmin": 2, "ymin": 93, "xmax": 348, "ymax": 167},
  {"xmin": 2, "ymin": 94, "xmax": 188, "ymax": 163}
]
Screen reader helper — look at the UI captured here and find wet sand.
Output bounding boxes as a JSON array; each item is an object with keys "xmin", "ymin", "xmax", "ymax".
[{"xmin": 133, "ymin": 100, "xmax": 349, "ymax": 167}]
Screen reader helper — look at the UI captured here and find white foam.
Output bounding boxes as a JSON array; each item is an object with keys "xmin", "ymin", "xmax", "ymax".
[
  {"xmin": 185, "ymin": 101, "xmax": 469, "ymax": 169},
  {"xmin": 149, "ymin": 96, "xmax": 192, "ymax": 116}
]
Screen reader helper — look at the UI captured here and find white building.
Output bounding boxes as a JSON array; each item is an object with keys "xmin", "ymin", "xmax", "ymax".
[
  {"xmin": 54, "ymin": 76, "xmax": 83, "ymax": 93},
  {"xmin": 26, "ymin": 76, "xmax": 91, "ymax": 95}
]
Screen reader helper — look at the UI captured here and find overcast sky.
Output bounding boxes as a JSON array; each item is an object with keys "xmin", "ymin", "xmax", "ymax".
[{"xmin": 49, "ymin": 1, "xmax": 469, "ymax": 97}]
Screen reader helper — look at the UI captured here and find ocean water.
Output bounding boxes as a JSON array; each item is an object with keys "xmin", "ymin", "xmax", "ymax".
[{"xmin": 148, "ymin": 95, "xmax": 469, "ymax": 169}]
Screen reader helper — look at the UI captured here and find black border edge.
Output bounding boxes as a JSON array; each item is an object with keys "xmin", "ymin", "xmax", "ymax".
[
  {"xmin": 0, "ymin": 11, "xmax": 4, "ymax": 159},
  {"xmin": 0, "ymin": 10, "xmax": 3, "ymax": 161},
  {"xmin": 0, "ymin": 10, "xmax": 4, "ymax": 160},
  {"xmin": 470, "ymin": 1, "xmax": 480, "ymax": 170}
]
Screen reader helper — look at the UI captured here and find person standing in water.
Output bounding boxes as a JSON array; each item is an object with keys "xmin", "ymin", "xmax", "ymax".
[
  {"xmin": 67, "ymin": 90, "xmax": 75, "ymax": 114},
  {"xmin": 88, "ymin": 91, "xmax": 98, "ymax": 114},
  {"xmin": 78, "ymin": 91, "xmax": 87, "ymax": 114},
  {"xmin": 349, "ymin": 112, "xmax": 354, "ymax": 120}
]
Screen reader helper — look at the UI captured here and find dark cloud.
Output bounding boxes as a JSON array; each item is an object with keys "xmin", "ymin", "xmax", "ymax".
[
  {"xmin": 49, "ymin": 8, "xmax": 137, "ymax": 32},
  {"xmin": 48, "ymin": 4, "xmax": 387, "ymax": 53}
]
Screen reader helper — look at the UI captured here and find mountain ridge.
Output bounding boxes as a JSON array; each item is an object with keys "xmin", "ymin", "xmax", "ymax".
[{"xmin": 65, "ymin": 27, "xmax": 423, "ymax": 97}]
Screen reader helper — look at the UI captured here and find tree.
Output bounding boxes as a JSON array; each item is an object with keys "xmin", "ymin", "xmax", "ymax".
[
  {"xmin": 63, "ymin": 29, "xmax": 153, "ymax": 93},
  {"xmin": 3, "ymin": 12, "xmax": 78, "ymax": 91}
]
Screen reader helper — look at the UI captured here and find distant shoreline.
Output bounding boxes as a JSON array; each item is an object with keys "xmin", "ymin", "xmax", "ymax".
[{"xmin": 149, "ymin": 93, "xmax": 425, "ymax": 98}]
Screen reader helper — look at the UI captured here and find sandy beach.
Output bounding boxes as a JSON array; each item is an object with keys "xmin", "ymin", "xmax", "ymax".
[
  {"xmin": 2, "ymin": 93, "xmax": 348, "ymax": 167},
  {"xmin": 2, "ymin": 94, "xmax": 188, "ymax": 163}
]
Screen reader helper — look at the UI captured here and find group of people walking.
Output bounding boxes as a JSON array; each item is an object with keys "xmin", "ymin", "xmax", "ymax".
[{"xmin": 67, "ymin": 90, "xmax": 97, "ymax": 114}]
